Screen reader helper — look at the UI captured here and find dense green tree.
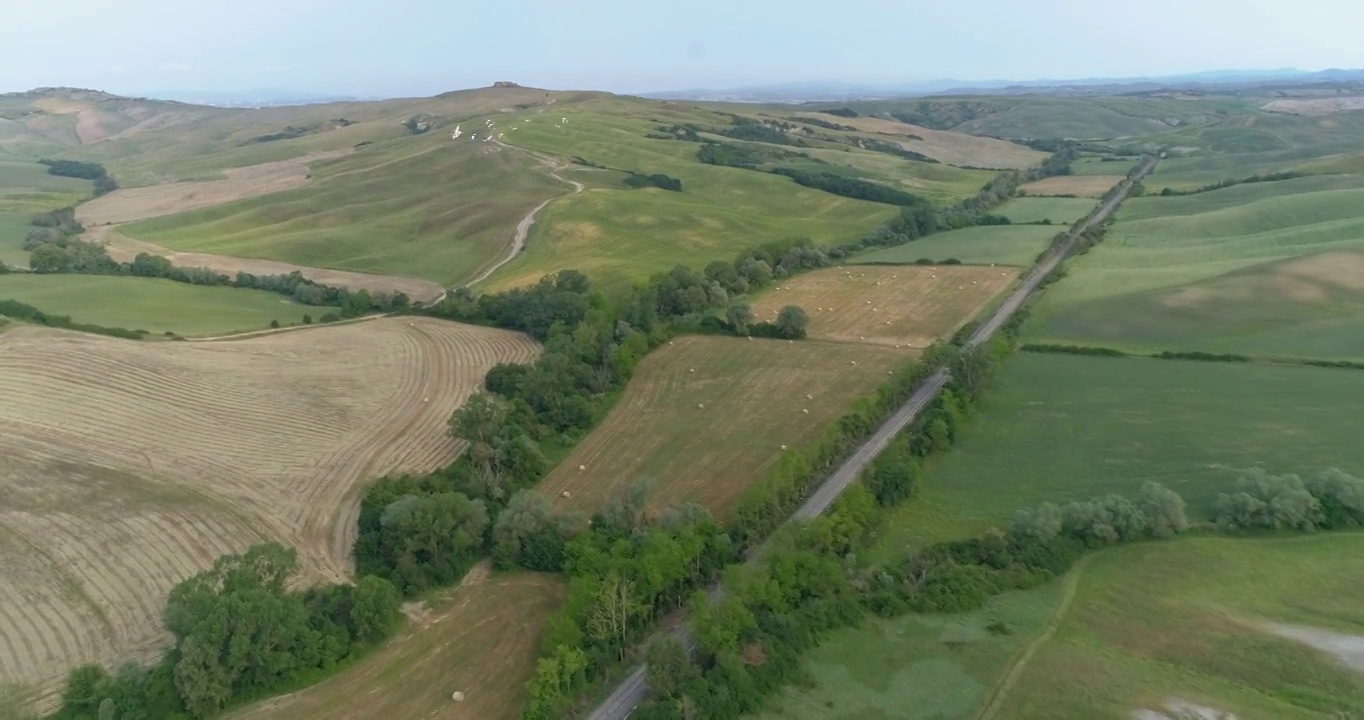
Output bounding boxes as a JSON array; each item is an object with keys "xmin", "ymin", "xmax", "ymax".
[
  {"xmin": 724, "ymin": 301, "xmax": 753, "ymax": 334},
  {"xmin": 773, "ymin": 305, "xmax": 808, "ymax": 339}
]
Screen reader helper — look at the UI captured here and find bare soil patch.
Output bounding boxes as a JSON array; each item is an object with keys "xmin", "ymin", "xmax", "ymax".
[
  {"xmin": 1265, "ymin": 623, "xmax": 1364, "ymax": 674},
  {"xmin": 0, "ymin": 318, "xmax": 537, "ymax": 706},
  {"xmin": 1263, "ymin": 97, "xmax": 1364, "ymax": 115},
  {"xmin": 791, "ymin": 113, "xmax": 1047, "ymax": 169},
  {"xmin": 1020, "ymin": 175, "xmax": 1125, "ymax": 198},
  {"xmin": 750, "ymin": 265, "xmax": 1018, "ymax": 348},
  {"xmin": 1133, "ymin": 698, "xmax": 1238, "ymax": 720}
]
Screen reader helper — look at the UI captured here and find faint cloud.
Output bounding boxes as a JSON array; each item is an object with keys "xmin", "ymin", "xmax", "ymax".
[
  {"xmin": 160, "ymin": 63, "xmax": 193, "ymax": 72},
  {"xmin": 110, "ymin": 65, "xmax": 126, "ymax": 73},
  {"xmin": 686, "ymin": 40, "xmax": 705, "ymax": 60}
]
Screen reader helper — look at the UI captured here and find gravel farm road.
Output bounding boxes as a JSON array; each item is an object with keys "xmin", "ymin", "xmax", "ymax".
[{"xmin": 585, "ymin": 156, "xmax": 1159, "ymax": 720}]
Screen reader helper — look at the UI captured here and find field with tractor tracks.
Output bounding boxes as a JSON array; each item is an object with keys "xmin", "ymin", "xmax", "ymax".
[{"xmin": 0, "ymin": 317, "xmax": 537, "ymax": 705}]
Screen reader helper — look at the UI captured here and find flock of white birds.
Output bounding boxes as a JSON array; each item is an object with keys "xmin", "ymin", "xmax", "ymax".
[{"xmin": 451, "ymin": 116, "xmax": 568, "ymax": 142}]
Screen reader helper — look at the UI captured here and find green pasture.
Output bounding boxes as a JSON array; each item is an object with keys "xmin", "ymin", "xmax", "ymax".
[
  {"xmin": 0, "ymin": 211, "xmax": 29, "ymax": 267},
  {"xmin": 478, "ymin": 101, "xmax": 908, "ymax": 292},
  {"xmin": 119, "ymin": 138, "xmax": 567, "ymax": 287},
  {"xmin": 871, "ymin": 353, "xmax": 1364, "ymax": 556},
  {"xmin": 751, "ymin": 581, "xmax": 1064, "ymax": 720},
  {"xmin": 1031, "ymin": 175, "xmax": 1364, "ymax": 358},
  {"xmin": 0, "ymin": 274, "xmax": 336, "ymax": 336},
  {"xmin": 996, "ymin": 197, "xmax": 1095, "ymax": 225},
  {"xmin": 0, "ymin": 160, "xmax": 90, "ymax": 213},
  {"xmin": 997, "ymin": 534, "xmax": 1364, "ymax": 719},
  {"xmin": 853, "ymin": 224, "xmax": 1059, "ymax": 267}
]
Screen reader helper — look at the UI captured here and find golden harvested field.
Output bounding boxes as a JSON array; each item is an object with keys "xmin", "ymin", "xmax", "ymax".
[
  {"xmin": 538, "ymin": 336, "xmax": 909, "ymax": 516},
  {"xmin": 231, "ymin": 568, "xmax": 563, "ymax": 720},
  {"xmin": 791, "ymin": 113, "xmax": 1048, "ymax": 169},
  {"xmin": 0, "ymin": 317, "xmax": 537, "ymax": 705},
  {"xmin": 1019, "ymin": 174, "xmax": 1126, "ymax": 198},
  {"xmin": 750, "ymin": 265, "xmax": 1018, "ymax": 348}
]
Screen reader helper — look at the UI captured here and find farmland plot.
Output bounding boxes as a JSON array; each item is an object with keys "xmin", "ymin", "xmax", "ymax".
[
  {"xmin": 0, "ymin": 317, "xmax": 537, "ymax": 705},
  {"xmin": 750, "ymin": 265, "xmax": 1017, "ymax": 348}
]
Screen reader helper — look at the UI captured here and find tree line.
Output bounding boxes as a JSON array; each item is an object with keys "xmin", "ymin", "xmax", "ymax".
[
  {"xmin": 1157, "ymin": 170, "xmax": 1302, "ymax": 196},
  {"xmin": 623, "ymin": 173, "xmax": 683, "ymax": 192},
  {"xmin": 50, "ymin": 544, "xmax": 403, "ymax": 720},
  {"xmin": 39, "ymin": 159, "xmax": 118, "ymax": 196},
  {"xmin": 0, "ymin": 299, "xmax": 146, "ymax": 340}
]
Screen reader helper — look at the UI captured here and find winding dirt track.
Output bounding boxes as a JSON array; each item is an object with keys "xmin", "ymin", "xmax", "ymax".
[
  {"xmin": 0, "ymin": 317, "xmax": 538, "ymax": 708},
  {"xmin": 975, "ymin": 555, "xmax": 1094, "ymax": 720},
  {"xmin": 466, "ymin": 144, "xmax": 584, "ymax": 287}
]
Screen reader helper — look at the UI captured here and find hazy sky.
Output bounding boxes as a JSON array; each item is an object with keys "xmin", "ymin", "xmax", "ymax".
[{"xmin": 6, "ymin": 0, "xmax": 1363, "ymax": 97}]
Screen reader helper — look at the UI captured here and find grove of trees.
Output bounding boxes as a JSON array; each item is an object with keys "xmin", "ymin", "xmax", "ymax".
[{"xmin": 53, "ymin": 544, "xmax": 402, "ymax": 720}]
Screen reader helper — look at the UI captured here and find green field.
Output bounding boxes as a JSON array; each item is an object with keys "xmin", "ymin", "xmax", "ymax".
[
  {"xmin": 996, "ymin": 197, "xmax": 1095, "ymax": 225},
  {"xmin": 751, "ymin": 581, "xmax": 1065, "ymax": 720},
  {"xmin": 119, "ymin": 139, "xmax": 567, "ymax": 287},
  {"xmin": 1030, "ymin": 173, "xmax": 1364, "ymax": 359},
  {"xmin": 0, "ymin": 274, "xmax": 336, "ymax": 336},
  {"xmin": 0, "ymin": 211, "xmax": 29, "ymax": 267},
  {"xmin": 477, "ymin": 99, "xmax": 927, "ymax": 292},
  {"xmin": 0, "ymin": 160, "xmax": 90, "ymax": 213},
  {"xmin": 871, "ymin": 353, "xmax": 1364, "ymax": 556},
  {"xmin": 997, "ymin": 534, "xmax": 1364, "ymax": 720},
  {"xmin": 853, "ymin": 225, "xmax": 1059, "ymax": 267}
]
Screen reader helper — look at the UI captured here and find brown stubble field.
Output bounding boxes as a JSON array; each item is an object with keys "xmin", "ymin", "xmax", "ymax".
[
  {"xmin": 790, "ymin": 113, "xmax": 1048, "ymax": 169},
  {"xmin": 538, "ymin": 336, "xmax": 910, "ymax": 517},
  {"xmin": 749, "ymin": 265, "xmax": 1018, "ymax": 348},
  {"xmin": 1019, "ymin": 174, "xmax": 1127, "ymax": 198},
  {"xmin": 0, "ymin": 317, "xmax": 537, "ymax": 706}
]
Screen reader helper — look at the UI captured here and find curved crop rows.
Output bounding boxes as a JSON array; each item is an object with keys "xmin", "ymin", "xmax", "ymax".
[{"xmin": 0, "ymin": 317, "xmax": 537, "ymax": 705}]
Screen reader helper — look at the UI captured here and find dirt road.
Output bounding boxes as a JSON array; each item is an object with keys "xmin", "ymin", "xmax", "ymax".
[
  {"xmin": 464, "ymin": 144, "xmax": 585, "ymax": 287},
  {"xmin": 585, "ymin": 156, "xmax": 1159, "ymax": 720}
]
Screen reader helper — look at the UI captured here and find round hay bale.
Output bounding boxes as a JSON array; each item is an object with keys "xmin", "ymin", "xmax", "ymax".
[
  {"xmin": 805, "ymin": 393, "xmax": 813, "ymax": 400},
  {"xmin": 850, "ymin": 360, "xmax": 857, "ymax": 366},
  {"xmin": 697, "ymin": 403, "xmax": 705, "ymax": 409},
  {"xmin": 424, "ymin": 398, "xmax": 430, "ymax": 402},
  {"xmin": 802, "ymin": 408, "xmax": 809, "ymax": 414},
  {"xmin": 452, "ymin": 691, "xmax": 465, "ymax": 702},
  {"xmin": 780, "ymin": 444, "xmax": 788, "ymax": 450},
  {"xmin": 689, "ymin": 368, "xmax": 695, "ymax": 373},
  {"xmin": 561, "ymin": 490, "xmax": 572, "ymax": 498},
  {"xmin": 578, "ymin": 465, "xmax": 586, "ymax": 471}
]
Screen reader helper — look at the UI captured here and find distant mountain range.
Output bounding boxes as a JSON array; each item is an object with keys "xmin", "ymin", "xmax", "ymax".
[
  {"xmin": 643, "ymin": 68, "xmax": 1364, "ymax": 103},
  {"xmin": 137, "ymin": 88, "xmax": 384, "ymax": 107}
]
